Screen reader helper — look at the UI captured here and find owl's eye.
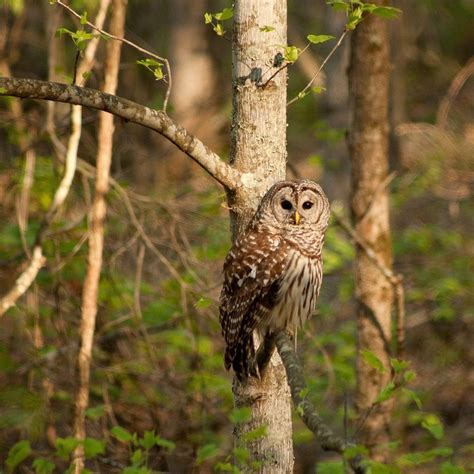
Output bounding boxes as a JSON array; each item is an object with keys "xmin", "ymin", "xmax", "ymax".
[
  {"xmin": 302, "ymin": 201, "xmax": 313, "ymax": 210},
  {"xmin": 281, "ymin": 200, "xmax": 293, "ymax": 210}
]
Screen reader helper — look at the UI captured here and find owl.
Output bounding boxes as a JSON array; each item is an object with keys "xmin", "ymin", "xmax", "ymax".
[{"xmin": 219, "ymin": 180, "xmax": 330, "ymax": 380}]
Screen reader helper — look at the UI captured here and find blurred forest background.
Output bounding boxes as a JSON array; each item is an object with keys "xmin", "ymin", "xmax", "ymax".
[{"xmin": 0, "ymin": 0, "xmax": 473, "ymax": 472}]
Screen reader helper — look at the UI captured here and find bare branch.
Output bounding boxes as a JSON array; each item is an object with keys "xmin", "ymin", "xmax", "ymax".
[
  {"xmin": 275, "ymin": 331, "xmax": 367, "ymax": 474},
  {"xmin": 55, "ymin": 0, "xmax": 172, "ymax": 111},
  {"xmin": 0, "ymin": 77, "xmax": 242, "ymax": 191},
  {"xmin": 72, "ymin": 1, "xmax": 126, "ymax": 469},
  {"xmin": 287, "ymin": 29, "xmax": 348, "ymax": 107},
  {"xmin": 0, "ymin": 246, "xmax": 46, "ymax": 316}
]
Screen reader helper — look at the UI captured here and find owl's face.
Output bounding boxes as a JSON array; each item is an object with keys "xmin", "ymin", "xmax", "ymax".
[{"xmin": 255, "ymin": 180, "xmax": 330, "ymax": 233}]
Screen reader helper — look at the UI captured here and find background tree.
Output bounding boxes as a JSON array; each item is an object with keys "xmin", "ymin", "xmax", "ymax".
[{"xmin": 0, "ymin": 0, "xmax": 473, "ymax": 472}]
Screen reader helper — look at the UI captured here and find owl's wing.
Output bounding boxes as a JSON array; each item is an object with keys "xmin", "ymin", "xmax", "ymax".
[{"xmin": 219, "ymin": 231, "xmax": 288, "ymax": 347}]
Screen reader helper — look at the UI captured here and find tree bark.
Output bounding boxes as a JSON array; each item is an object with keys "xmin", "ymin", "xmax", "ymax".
[
  {"xmin": 229, "ymin": 1, "xmax": 293, "ymax": 472},
  {"xmin": 348, "ymin": 2, "xmax": 394, "ymax": 462}
]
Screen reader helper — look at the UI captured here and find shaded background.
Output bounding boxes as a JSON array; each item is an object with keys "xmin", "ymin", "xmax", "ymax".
[{"xmin": 0, "ymin": 0, "xmax": 473, "ymax": 471}]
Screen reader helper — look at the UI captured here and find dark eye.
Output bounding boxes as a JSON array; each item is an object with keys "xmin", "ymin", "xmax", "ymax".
[
  {"xmin": 302, "ymin": 201, "xmax": 313, "ymax": 210},
  {"xmin": 281, "ymin": 200, "xmax": 292, "ymax": 210}
]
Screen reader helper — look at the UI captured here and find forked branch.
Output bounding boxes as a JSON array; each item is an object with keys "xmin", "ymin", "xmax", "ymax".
[{"xmin": 0, "ymin": 77, "xmax": 242, "ymax": 191}]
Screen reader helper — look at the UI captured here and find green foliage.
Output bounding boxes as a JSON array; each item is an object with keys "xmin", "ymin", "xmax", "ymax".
[
  {"xmin": 56, "ymin": 28, "xmax": 98, "ymax": 51},
  {"xmin": 196, "ymin": 443, "xmax": 219, "ymax": 465},
  {"xmin": 32, "ymin": 458, "xmax": 55, "ymax": 474},
  {"xmin": 204, "ymin": 7, "xmax": 233, "ymax": 36},
  {"xmin": 6, "ymin": 440, "xmax": 32, "ymax": 472},
  {"xmin": 307, "ymin": 34, "xmax": 335, "ymax": 44},
  {"xmin": 136, "ymin": 58, "xmax": 164, "ymax": 81}
]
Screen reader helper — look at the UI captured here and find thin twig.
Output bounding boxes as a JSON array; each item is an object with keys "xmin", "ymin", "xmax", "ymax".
[
  {"xmin": 287, "ymin": 29, "xmax": 348, "ymax": 107},
  {"xmin": 436, "ymin": 56, "xmax": 474, "ymax": 130},
  {"xmin": 55, "ymin": 0, "xmax": 172, "ymax": 112},
  {"xmin": 275, "ymin": 331, "xmax": 366, "ymax": 474},
  {"xmin": 332, "ymin": 209, "xmax": 406, "ymax": 358}
]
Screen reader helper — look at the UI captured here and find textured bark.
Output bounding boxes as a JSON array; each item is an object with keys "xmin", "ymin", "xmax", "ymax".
[
  {"xmin": 230, "ymin": 1, "xmax": 292, "ymax": 472},
  {"xmin": 348, "ymin": 3, "xmax": 394, "ymax": 462}
]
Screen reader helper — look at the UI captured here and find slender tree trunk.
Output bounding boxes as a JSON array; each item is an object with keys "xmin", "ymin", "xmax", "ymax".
[
  {"xmin": 72, "ymin": 1, "xmax": 126, "ymax": 470},
  {"xmin": 229, "ymin": 1, "xmax": 293, "ymax": 472},
  {"xmin": 348, "ymin": 2, "xmax": 394, "ymax": 462}
]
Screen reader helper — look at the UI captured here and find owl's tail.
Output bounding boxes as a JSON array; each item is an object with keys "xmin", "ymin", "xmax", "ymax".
[{"xmin": 224, "ymin": 336, "xmax": 258, "ymax": 380}]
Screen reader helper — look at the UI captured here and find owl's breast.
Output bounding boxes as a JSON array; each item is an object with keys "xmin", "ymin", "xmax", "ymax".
[{"xmin": 265, "ymin": 248, "xmax": 322, "ymax": 332}]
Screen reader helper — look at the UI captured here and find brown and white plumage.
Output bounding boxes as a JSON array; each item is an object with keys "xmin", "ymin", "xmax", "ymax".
[{"xmin": 219, "ymin": 180, "xmax": 330, "ymax": 379}]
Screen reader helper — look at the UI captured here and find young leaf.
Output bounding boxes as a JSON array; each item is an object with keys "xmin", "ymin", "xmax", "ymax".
[
  {"xmin": 260, "ymin": 25, "xmax": 275, "ymax": 32},
  {"xmin": 84, "ymin": 437, "xmax": 106, "ymax": 459},
  {"xmin": 85, "ymin": 405, "xmax": 106, "ymax": 420},
  {"xmin": 110, "ymin": 425, "xmax": 133, "ymax": 443},
  {"xmin": 307, "ymin": 34, "xmax": 335, "ymax": 44},
  {"xmin": 6, "ymin": 440, "xmax": 31, "ymax": 472},
  {"xmin": 229, "ymin": 406, "xmax": 252, "ymax": 424},
  {"xmin": 155, "ymin": 436, "xmax": 176, "ymax": 451},
  {"xmin": 140, "ymin": 430, "xmax": 156, "ymax": 450},
  {"xmin": 421, "ymin": 413, "xmax": 444, "ymax": 440},
  {"xmin": 214, "ymin": 7, "xmax": 233, "ymax": 21},
  {"xmin": 204, "ymin": 12, "xmax": 213, "ymax": 24},
  {"xmin": 326, "ymin": 1, "xmax": 349, "ymax": 12},
  {"xmin": 213, "ymin": 23, "xmax": 225, "ymax": 36},
  {"xmin": 371, "ymin": 6, "xmax": 402, "ymax": 19},
  {"xmin": 55, "ymin": 437, "xmax": 81, "ymax": 460},
  {"xmin": 196, "ymin": 443, "xmax": 219, "ymax": 465},
  {"xmin": 242, "ymin": 425, "xmax": 267, "ymax": 442},
  {"xmin": 390, "ymin": 358, "xmax": 409, "ymax": 373},
  {"xmin": 361, "ymin": 349, "xmax": 386, "ymax": 373},
  {"xmin": 284, "ymin": 45, "xmax": 299, "ymax": 63},
  {"xmin": 312, "ymin": 86, "xmax": 327, "ymax": 94},
  {"xmin": 375, "ymin": 381, "xmax": 396, "ymax": 403},
  {"xmin": 80, "ymin": 12, "xmax": 88, "ymax": 25},
  {"xmin": 402, "ymin": 388, "xmax": 422, "ymax": 409},
  {"xmin": 32, "ymin": 458, "xmax": 55, "ymax": 474}
]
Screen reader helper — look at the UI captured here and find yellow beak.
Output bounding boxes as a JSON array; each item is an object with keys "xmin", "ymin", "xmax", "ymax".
[{"xmin": 294, "ymin": 211, "xmax": 301, "ymax": 225}]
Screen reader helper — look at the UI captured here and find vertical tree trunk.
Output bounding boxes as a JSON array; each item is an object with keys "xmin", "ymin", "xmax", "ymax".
[
  {"xmin": 230, "ymin": 1, "xmax": 293, "ymax": 472},
  {"xmin": 348, "ymin": 2, "xmax": 394, "ymax": 462},
  {"xmin": 72, "ymin": 1, "xmax": 126, "ymax": 471}
]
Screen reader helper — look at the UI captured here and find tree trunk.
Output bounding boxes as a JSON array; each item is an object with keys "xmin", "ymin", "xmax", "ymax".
[
  {"xmin": 229, "ymin": 0, "xmax": 293, "ymax": 472},
  {"xmin": 348, "ymin": 2, "xmax": 394, "ymax": 462}
]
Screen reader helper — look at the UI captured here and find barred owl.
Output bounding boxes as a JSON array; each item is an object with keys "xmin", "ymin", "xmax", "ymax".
[{"xmin": 219, "ymin": 180, "xmax": 330, "ymax": 379}]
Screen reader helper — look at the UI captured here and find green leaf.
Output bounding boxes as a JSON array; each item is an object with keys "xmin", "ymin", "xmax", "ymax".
[
  {"xmin": 326, "ymin": 1, "xmax": 349, "ymax": 12},
  {"xmin": 131, "ymin": 448, "xmax": 143, "ymax": 467},
  {"xmin": 421, "ymin": 413, "xmax": 444, "ymax": 440},
  {"xmin": 315, "ymin": 460, "xmax": 345, "ymax": 473},
  {"xmin": 402, "ymin": 388, "xmax": 422, "ymax": 409},
  {"xmin": 155, "ymin": 436, "xmax": 176, "ymax": 451},
  {"xmin": 85, "ymin": 405, "xmax": 105, "ymax": 420},
  {"xmin": 196, "ymin": 443, "xmax": 219, "ymax": 465},
  {"xmin": 213, "ymin": 23, "xmax": 225, "ymax": 36},
  {"xmin": 232, "ymin": 446, "xmax": 250, "ymax": 463},
  {"xmin": 33, "ymin": 458, "xmax": 55, "ymax": 474},
  {"xmin": 229, "ymin": 406, "xmax": 252, "ymax": 424},
  {"xmin": 398, "ymin": 447, "xmax": 452, "ymax": 466},
  {"xmin": 214, "ymin": 7, "xmax": 233, "ymax": 21},
  {"xmin": 84, "ymin": 438, "xmax": 106, "ymax": 459},
  {"xmin": 242, "ymin": 425, "xmax": 267, "ymax": 442},
  {"xmin": 375, "ymin": 381, "xmax": 396, "ymax": 403},
  {"xmin": 204, "ymin": 12, "xmax": 213, "ymax": 24},
  {"xmin": 370, "ymin": 6, "xmax": 402, "ymax": 19},
  {"xmin": 343, "ymin": 444, "xmax": 369, "ymax": 460},
  {"xmin": 440, "ymin": 461, "xmax": 467, "ymax": 473},
  {"xmin": 361, "ymin": 349, "xmax": 386, "ymax": 373},
  {"xmin": 194, "ymin": 297, "xmax": 212, "ymax": 309},
  {"xmin": 260, "ymin": 25, "xmax": 275, "ymax": 32},
  {"xmin": 55, "ymin": 437, "xmax": 81, "ymax": 460},
  {"xmin": 284, "ymin": 45, "xmax": 299, "ymax": 63},
  {"xmin": 140, "ymin": 430, "xmax": 156, "ymax": 450},
  {"xmin": 110, "ymin": 425, "xmax": 133, "ymax": 443},
  {"xmin": 403, "ymin": 370, "xmax": 416, "ymax": 382},
  {"xmin": 390, "ymin": 358, "xmax": 409, "ymax": 373},
  {"xmin": 6, "ymin": 440, "xmax": 31, "ymax": 472},
  {"xmin": 80, "ymin": 12, "xmax": 88, "ymax": 25},
  {"xmin": 307, "ymin": 34, "xmax": 335, "ymax": 44},
  {"xmin": 346, "ymin": 6, "xmax": 363, "ymax": 30},
  {"xmin": 312, "ymin": 86, "xmax": 327, "ymax": 94}
]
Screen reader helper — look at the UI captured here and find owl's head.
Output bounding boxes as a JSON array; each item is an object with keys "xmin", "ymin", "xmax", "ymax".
[{"xmin": 253, "ymin": 180, "xmax": 330, "ymax": 233}]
